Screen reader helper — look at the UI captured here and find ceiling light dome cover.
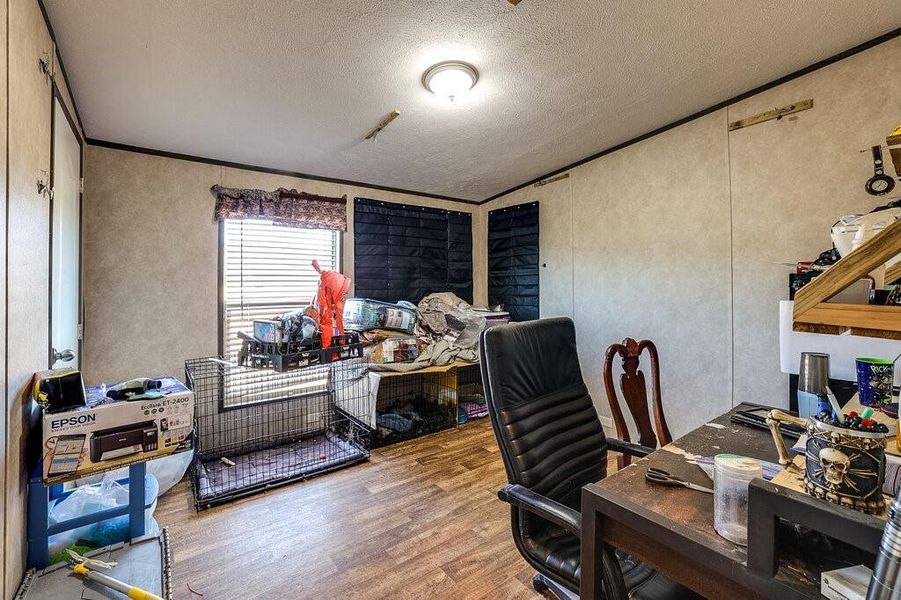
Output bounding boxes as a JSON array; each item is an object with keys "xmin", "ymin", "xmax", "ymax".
[{"xmin": 422, "ymin": 61, "xmax": 479, "ymax": 101}]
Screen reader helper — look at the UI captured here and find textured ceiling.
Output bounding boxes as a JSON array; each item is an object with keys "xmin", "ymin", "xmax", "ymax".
[{"xmin": 45, "ymin": 1, "xmax": 901, "ymax": 201}]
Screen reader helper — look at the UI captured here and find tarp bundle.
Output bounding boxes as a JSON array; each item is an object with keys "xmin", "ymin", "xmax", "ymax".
[{"xmin": 368, "ymin": 292, "xmax": 485, "ymax": 372}]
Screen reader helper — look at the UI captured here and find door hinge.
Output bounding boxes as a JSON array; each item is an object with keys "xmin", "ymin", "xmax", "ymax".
[
  {"xmin": 77, "ymin": 323, "xmax": 84, "ymax": 341},
  {"xmin": 38, "ymin": 50, "xmax": 54, "ymax": 83},
  {"xmin": 37, "ymin": 171, "xmax": 53, "ymax": 200},
  {"xmin": 79, "ymin": 178, "xmax": 85, "ymax": 194}
]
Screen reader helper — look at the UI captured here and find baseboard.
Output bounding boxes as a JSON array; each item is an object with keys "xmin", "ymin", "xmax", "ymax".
[{"xmin": 599, "ymin": 415, "xmax": 614, "ymax": 432}]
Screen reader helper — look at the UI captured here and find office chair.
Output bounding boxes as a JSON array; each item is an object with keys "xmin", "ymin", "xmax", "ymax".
[{"xmin": 480, "ymin": 318, "xmax": 698, "ymax": 600}]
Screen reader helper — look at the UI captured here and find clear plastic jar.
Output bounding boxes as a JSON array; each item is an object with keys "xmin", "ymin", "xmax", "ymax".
[{"xmin": 713, "ymin": 454, "xmax": 762, "ymax": 546}]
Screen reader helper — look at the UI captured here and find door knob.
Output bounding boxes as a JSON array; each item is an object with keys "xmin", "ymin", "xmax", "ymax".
[{"xmin": 52, "ymin": 348, "xmax": 76, "ymax": 363}]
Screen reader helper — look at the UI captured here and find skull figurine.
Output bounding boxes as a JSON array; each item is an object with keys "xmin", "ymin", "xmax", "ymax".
[{"xmin": 819, "ymin": 447, "xmax": 851, "ymax": 487}]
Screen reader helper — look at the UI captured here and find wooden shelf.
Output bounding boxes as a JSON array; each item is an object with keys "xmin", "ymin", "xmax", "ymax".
[
  {"xmin": 793, "ymin": 218, "xmax": 901, "ymax": 339},
  {"xmin": 375, "ymin": 360, "xmax": 477, "ymax": 378},
  {"xmin": 888, "ymin": 120, "xmax": 901, "ymax": 177},
  {"xmin": 888, "ymin": 261, "xmax": 901, "ymax": 285}
]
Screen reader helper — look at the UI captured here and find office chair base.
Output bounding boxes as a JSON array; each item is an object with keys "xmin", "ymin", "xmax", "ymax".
[{"xmin": 532, "ymin": 573, "xmax": 578, "ymax": 600}]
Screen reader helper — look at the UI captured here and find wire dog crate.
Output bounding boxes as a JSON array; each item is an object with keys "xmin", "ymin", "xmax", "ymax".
[
  {"xmin": 456, "ymin": 363, "xmax": 488, "ymax": 421},
  {"xmin": 372, "ymin": 369, "xmax": 459, "ymax": 447},
  {"xmin": 185, "ymin": 356, "xmax": 370, "ymax": 509}
]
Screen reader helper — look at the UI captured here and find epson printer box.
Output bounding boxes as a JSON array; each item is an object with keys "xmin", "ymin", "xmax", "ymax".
[{"xmin": 40, "ymin": 376, "xmax": 193, "ymax": 484}]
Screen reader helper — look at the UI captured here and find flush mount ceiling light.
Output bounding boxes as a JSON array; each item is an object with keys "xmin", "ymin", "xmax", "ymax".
[{"xmin": 422, "ymin": 61, "xmax": 479, "ymax": 102}]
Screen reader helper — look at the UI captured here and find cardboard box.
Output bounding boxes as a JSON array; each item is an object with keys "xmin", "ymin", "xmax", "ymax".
[{"xmin": 41, "ymin": 376, "xmax": 193, "ymax": 485}]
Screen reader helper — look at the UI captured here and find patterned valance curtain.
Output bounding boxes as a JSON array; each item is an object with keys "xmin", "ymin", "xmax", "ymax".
[{"xmin": 210, "ymin": 184, "xmax": 347, "ymax": 231}]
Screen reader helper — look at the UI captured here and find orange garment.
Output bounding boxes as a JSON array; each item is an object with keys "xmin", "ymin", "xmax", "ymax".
[{"xmin": 312, "ymin": 260, "xmax": 350, "ymax": 348}]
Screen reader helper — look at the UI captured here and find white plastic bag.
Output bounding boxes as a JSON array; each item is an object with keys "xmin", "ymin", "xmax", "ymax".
[
  {"xmin": 46, "ymin": 473, "xmax": 159, "ymax": 558},
  {"xmin": 74, "ymin": 450, "xmax": 192, "ymax": 496}
]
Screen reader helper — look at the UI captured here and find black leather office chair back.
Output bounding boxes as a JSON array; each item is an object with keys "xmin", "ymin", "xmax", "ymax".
[
  {"xmin": 480, "ymin": 318, "xmax": 700, "ymax": 600},
  {"xmin": 480, "ymin": 317, "xmax": 608, "ymax": 510}
]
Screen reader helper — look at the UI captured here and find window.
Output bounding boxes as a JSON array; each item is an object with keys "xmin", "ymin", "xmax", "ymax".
[
  {"xmin": 488, "ymin": 201, "xmax": 539, "ymax": 322},
  {"xmin": 353, "ymin": 198, "xmax": 473, "ymax": 304},
  {"xmin": 221, "ymin": 219, "xmax": 339, "ymax": 357}
]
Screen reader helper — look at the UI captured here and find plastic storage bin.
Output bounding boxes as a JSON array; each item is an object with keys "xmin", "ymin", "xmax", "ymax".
[
  {"xmin": 343, "ymin": 298, "xmax": 416, "ymax": 334},
  {"xmin": 713, "ymin": 454, "xmax": 762, "ymax": 546}
]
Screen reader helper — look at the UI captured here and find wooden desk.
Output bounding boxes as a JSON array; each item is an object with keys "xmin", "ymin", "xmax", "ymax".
[{"xmin": 580, "ymin": 405, "xmax": 826, "ymax": 599}]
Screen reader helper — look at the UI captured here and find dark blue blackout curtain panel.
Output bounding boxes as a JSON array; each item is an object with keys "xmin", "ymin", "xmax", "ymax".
[
  {"xmin": 488, "ymin": 201, "xmax": 539, "ymax": 322},
  {"xmin": 354, "ymin": 198, "xmax": 473, "ymax": 304}
]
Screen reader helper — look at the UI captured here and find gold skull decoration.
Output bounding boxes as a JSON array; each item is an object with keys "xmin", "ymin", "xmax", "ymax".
[{"xmin": 818, "ymin": 447, "xmax": 851, "ymax": 487}]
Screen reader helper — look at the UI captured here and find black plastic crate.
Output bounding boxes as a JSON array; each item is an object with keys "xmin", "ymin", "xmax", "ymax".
[{"xmin": 238, "ymin": 333, "xmax": 362, "ymax": 372}]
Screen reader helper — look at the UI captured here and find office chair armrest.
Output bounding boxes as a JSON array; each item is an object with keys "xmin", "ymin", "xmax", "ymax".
[
  {"xmin": 607, "ymin": 437, "xmax": 654, "ymax": 458},
  {"xmin": 498, "ymin": 484, "xmax": 582, "ymax": 537}
]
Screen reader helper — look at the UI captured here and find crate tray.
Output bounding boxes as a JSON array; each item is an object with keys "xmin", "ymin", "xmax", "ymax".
[{"xmin": 191, "ymin": 432, "xmax": 367, "ymax": 508}]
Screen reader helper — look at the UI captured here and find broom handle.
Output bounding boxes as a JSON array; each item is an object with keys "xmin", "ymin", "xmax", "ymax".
[{"xmin": 73, "ymin": 563, "xmax": 164, "ymax": 600}]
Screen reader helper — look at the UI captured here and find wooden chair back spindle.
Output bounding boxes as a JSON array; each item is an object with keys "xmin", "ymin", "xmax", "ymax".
[{"xmin": 603, "ymin": 338, "xmax": 672, "ymax": 469}]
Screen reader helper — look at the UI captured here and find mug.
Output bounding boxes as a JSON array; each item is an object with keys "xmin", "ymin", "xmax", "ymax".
[
  {"xmin": 767, "ymin": 410, "xmax": 887, "ymax": 514},
  {"xmin": 857, "ymin": 358, "xmax": 895, "ymax": 407}
]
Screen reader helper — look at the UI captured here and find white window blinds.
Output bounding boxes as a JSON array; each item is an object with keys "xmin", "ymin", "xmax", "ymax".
[{"xmin": 222, "ymin": 219, "xmax": 339, "ymax": 357}]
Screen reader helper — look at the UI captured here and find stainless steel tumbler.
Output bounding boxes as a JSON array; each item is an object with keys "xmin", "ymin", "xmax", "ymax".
[
  {"xmin": 868, "ymin": 493, "xmax": 901, "ymax": 600},
  {"xmin": 798, "ymin": 352, "xmax": 829, "ymax": 418}
]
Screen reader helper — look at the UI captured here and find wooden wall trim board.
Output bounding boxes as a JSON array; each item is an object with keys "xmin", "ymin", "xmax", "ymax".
[{"xmin": 793, "ymin": 304, "xmax": 901, "ymax": 340}]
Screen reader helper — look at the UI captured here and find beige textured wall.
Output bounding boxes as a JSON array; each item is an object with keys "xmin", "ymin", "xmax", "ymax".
[
  {"xmin": 6, "ymin": 0, "xmax": 52, "ymax": 593},
  {"xmin": 729, "ymin": 38, "xmax": 901, "ymax": 407},
  {"xmin": 2, "ymin": 1, "xmax": 83, "ymax": 594},
  {"xmin": 479, "ymin": 37, "xmax": 901, "ymax": 439},
  {"xmin": 82, "ymin": 146, "xmax": 485, "ymax": 385},
  {"xmin": 0, "ymin": 2, "xmax": 7, "ymax": 597}
]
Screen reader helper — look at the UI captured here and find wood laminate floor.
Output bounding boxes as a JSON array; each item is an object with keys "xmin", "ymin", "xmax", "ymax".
[{"xmin": 157, "ymin": 418, "xmax": 550, "ymax": 600}]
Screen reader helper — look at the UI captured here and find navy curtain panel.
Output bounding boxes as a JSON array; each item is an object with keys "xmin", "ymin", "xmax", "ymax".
[
  {"xmin": 488, "ymin": 201, "xmax": 539, "ymax": 322},
  {"xmin": 354, "ymin": 198, "xmax": 473, "ymax": 304}
]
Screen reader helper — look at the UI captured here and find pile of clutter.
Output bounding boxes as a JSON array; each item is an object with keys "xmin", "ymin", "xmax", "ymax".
[
  {"xmin": 790, "ymin": 199, "xmax": 900, "ymax": 305},
  {"xmin": 346, "ymin": 292, "xmax": 508, "ymax": 371},
  {"xmin": 237, "ymin": 258, "xmax": 510, "ymax": 371},
  {"xmin": 345, "ymin": 293, "xmax": 508, "ymax": 441}
]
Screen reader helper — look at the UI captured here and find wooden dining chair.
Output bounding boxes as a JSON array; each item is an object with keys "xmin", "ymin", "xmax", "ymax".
[{"xmin": 603, "ymin": 338, "xmax": 673, "ymax": 469}]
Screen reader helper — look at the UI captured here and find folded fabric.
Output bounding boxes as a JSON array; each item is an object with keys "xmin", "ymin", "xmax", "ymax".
[
  {"xmin": 376, "ymin": 413, "xmax": 414, "ymax": 433},
  {"xmin": 417, "ymin": 292, "xmax": 486, "ymax": 349},
  {"xmin": 461, "ymin": 401, "xmax": 489, "ymax": 419}
]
